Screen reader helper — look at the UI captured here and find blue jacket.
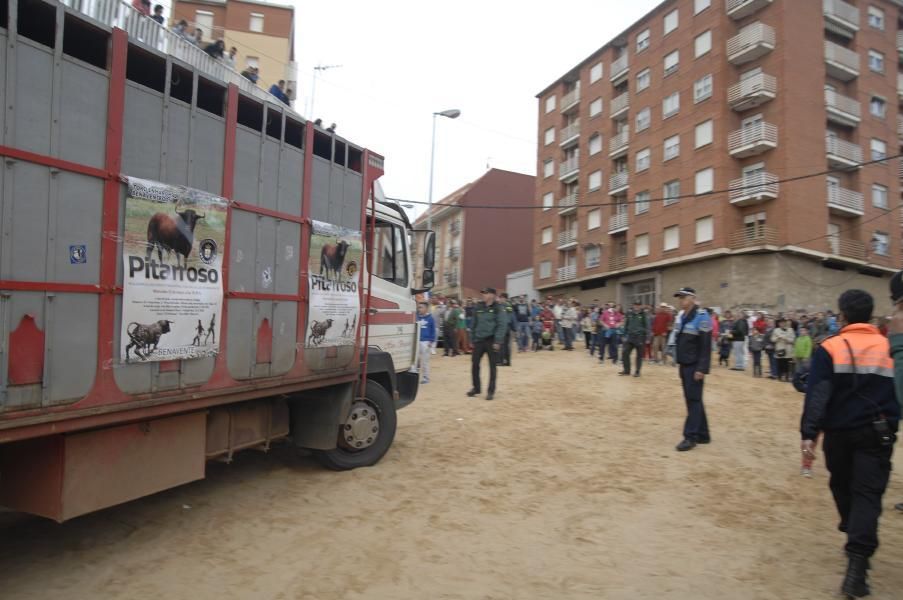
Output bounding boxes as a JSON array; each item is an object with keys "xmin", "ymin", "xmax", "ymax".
[
  {"xmin": 418, "ymin": 313, "xmax": 436, "ymax": 342},
  {"xmin": 675, "ymin": 306, "xmax": 712, "ymax": 372}
]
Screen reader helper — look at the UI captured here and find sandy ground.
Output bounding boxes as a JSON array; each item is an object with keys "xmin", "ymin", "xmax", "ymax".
[{"xmin": 1, "ymin": 345, "xmax": 902, "ymax": 600}]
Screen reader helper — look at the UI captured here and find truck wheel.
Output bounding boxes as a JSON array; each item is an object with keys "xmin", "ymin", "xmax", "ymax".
[{"xmin": 312, "ymin": 381, "xmax": 397, "ymax": 470}]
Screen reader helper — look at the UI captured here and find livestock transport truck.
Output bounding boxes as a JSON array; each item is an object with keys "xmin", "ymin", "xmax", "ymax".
[{"xmin": 0, "ymin": 0, "xmax": 436, "ymax": 521}]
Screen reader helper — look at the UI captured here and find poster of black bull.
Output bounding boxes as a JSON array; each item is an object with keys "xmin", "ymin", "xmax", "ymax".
[
  {"xmin": 306, "ymin": 221, "xmax": 362, "ymax": 348},
  {"xmin": 119, "ymin": 177, "xmax": 227, "ymax": 363}
]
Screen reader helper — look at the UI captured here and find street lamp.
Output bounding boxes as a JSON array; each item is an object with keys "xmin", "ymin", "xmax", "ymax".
[{"xmin": 427, "ymin": 109, "xmax": 461, "ymax": 231}]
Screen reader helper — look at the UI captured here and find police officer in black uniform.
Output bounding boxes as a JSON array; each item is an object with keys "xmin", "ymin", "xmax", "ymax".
[{"xmin": 673, "ymin": 287, "xmax": 713, "ymax": 452}]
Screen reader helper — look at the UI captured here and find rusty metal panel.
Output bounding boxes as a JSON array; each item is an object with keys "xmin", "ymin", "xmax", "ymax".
[
  {"xmin": 0, "ymin": 435, "xmax": 65, "ymax": 520},
  {"xmin": 1, "ymin": 292, "xmax": 46, "ymax": 412}
]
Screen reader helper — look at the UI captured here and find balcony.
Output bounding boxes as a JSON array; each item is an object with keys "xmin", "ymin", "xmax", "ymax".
[
  {"xmin": 823, "ymin": 0, "xmax": 859, "ymax": 38},
  {"xmin": 557, "ymin": 265, "xmax": 577, "ymax": 282},
  {"xmin": 899, "ymin": 74, "xmax": 903, "ymax": 100},
  {"xmin": 728, "ymin": 122, "xmax": 778, "ymax": 158},
  {"xmin": 726, "ymin": 0, "xmax": 773, "ymax": 20},
  {"xmin": 727, "ymin": 72, "xmax": 777, "ymax": 112},
  {"xmin": 729, "ymin": 226, "xmax": 779, "ymax": 249},
  {"xmin": 559, "ymin": 157, "xmax": 579, "ymax": 182},
  {"xmin": 824, "ymin": 41, "xmax": 859, "ymax": 81},
  {"xmin": 898, "ymin": 115, "xmax": 903, "ymax": 141},
  {"xmin": 729, "ymin": 172, "xmax": 779, "ymax": 206},
  {"xmin": 609, "ymin": 129, "xmax": 629, "ymax": 158},
  {"xmin": 898, "ymin": 31, "xmax": 903, "ymax": 60},
  {"xmin": 447, "ymin": 246, "xmax": 460, "ymax": 261},
  {"xmin": 449, "ymin": 220, "xmax": 461, "ymax": 235},
  {"xmin": 827, "ymin": 186, "xmax": 865, "ymax": 217},
  {"xmin": 827, "ymin": 237, "xmax": 866, "ymax": 260},
  {"xmin": 609, "ymin": 171, "xmax": 629, "ymax": 195},
  {"xmin": 608, "ymin": 255, "xmax": 627, "ymax": 271},
  {"xmin": 825, "ymin": 89, "xmax": 860, "ymax": 127},
  {"xmin": 561, "ymin": 87, "xmax": 580, "ymax": 113},
  {"xmin": 608, "ymin": 212, "xmax": 629, "ymax": 234},
  {"xmin": 610, "ymin": 92, "xmax": 630, "ymax": 119},
  {"xmin": 727, "ymin": 23, "xmax": 775, "ymax": 65},
  {"xmin": 560, "ymin": 121, "xmax": 580, "ymax": 147},
  {"xmin": 557, "ymin": 230, "xmax": 578, "ymax": 249},
  {"xmin": 610, "ymin": 54, "xmax": 629, "ymax": 84},
  {"xmin": 825, "ymin": 136, "xmax": 862, "ymax": 170},
  {"xmin": 558, "ymin": 192, "xmax": 578, "ymax": 215},
  {"xmin": 444, "ymin": 271, "xmax": 459, "ymax": 286}
]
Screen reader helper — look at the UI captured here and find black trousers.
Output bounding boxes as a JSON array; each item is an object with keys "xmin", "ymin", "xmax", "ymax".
[
  {"xmin": 501, "ymin": 331, "xmax": 512, "ymax": 365},
  {"xmin": 443, "ymin": 323, "xmax": 458, "ymax": 355},
  {"xmin": 621, "ymin": 339, "xmax": 643, "ymax": 374},
  {"xmin": 471, "ymin": 339, "xmax": 499, "ymax": 394},
  {"xmin": 823, "ymin": 424, "xmax": 896, "ymax": 558},
  {"xmin": 679, "ymin": 364, "xmax": 709, "ymax": 442}
]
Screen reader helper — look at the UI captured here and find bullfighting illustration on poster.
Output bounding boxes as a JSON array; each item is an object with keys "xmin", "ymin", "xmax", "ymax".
[
  {"xmin": 120, "ymin": 177, "xmax": 228, "ymax": 363},
  {"xmin": 307, "ymin": 220, "xmax": 362, "ymax": 348}
]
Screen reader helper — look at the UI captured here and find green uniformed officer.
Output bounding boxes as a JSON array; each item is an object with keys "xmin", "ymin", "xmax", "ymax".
[
  {"xmin": 467, "ymin": 287, "xmax": 509, "ymax": 400},
  {"xmin": 498, "ymin": 292, "xmax": 515, "ymax": 366}
]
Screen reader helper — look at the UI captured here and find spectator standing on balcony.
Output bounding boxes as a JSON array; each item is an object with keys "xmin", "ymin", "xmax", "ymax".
[
  {"xmin": 269, "ymin": 80, "xmax": 290, "ymax": 104},
  {"xmin": 192, "ymin": 28, "xmax": 203, "ymax": 46},
  {"xmin": 204, "ymin": 39, "xmax": 225, "ymax": 60},
  {"xmin": 132, "ymin": 0, "xmax": 151, "ymax": 16},
  {"xmin": 172, "ymin": 19, "xmax": 190, "ymax": 39},
  {"xmin": 283, "ymin": 89, "xmax": 293, "ymax": 107},
  {"xmin": 224, "ymin": 46, "xmax": 238, "ymax": 69},
  {"xmin": 151, "ymin": 4, "xmax": 164, "ymax": 24},
  {"xmin": 241, "ymin": 66, "xmax": 260, "ymax": 84}
]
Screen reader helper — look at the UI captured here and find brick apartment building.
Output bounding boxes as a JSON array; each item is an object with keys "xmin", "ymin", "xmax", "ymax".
[
  {"xmin": 413, "ymin": 169, "xmax": 535, "ymax": 299},
  {"xmin": 534, "ymin": 0, "xmax": 903, "ymax": 313},
  {"xmin": 172, "ymin": 0, "xmax": 296, "ymax": 93}
]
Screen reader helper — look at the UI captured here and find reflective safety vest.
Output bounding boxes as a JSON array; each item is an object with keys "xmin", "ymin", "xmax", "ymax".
[{"xmin": 821, "ymin": 324, "xmax": 894, "ymax": 379}]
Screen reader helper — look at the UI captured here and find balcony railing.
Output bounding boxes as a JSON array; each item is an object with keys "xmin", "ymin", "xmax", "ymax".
[
  {"xmin": 727, "ymin": 122, "xmax": 778, "ymax": 157},
  {"xmin": 824, "ymin": 40, "xmax": 860, "ymax": 81},
  {"xmin": 827, "ymin": 237, "xmax": 866, "ymax": 260},
  {"xmin": 449, "ymin": 220, "xmax": 461, "ymax": 235},
  {"xmin": 898, "ymin": 115, "xmax": 903, "ymax": 140},
  {"xmin": 729, "ymin": 172, "xmax": 779, "ymax": 205},
  {"xmin": 825, "ymin": 89, "xmax": 861, "ymax": 126},
  {"xmin": 727, "ymin": 72, "xmax": 777, "ymax": 111},
  {"xmin": 609, "ymin": 171, "xmax": 629, "ymax": 194},
  {"xmin": 561, "ymin": 87, "xmax": 580, "ymax": 111},
  {"xmin": 608, "ymin": 255, "xmax": 627, "ymax": 271},
  {"xmin": 557, "ymin": 265, "xmax": 577, "ymax": 282},
  {"xmin": 827, "ymin": 186, "xmax": 865, "ymax": 216},
  {"xmin": 727, "ymin": 23, "xmax": 776, "ymax": 65},
  {"xmin": 610, "ymin": 92, "xmax": 630, "ymax": 117},
  {"xmin": 560, "ymin": 121, "xmax": 580, "ymax": 145},
  {"xmin": 898, "ymin": 74, "xmax": 903, "ymax": 98},
  {"xmin": 559, "ymin": 157, "xmax": 579, "ymax": 179},
  {"xmin": 557, "ymin": 230, "xmax": 578, "ymax": 248},
  {"xmin": 726, "ymin": 0, "xmax": 773, "ymax": 20},
  {"xmin": 608, "ymin": 212, "xmax": 629, "ymax": 233},
  {"xmin": 898, "ymin": 31, "xmax": 903, "ymax": 56},
  {"xmin": 823, "ymin": 0, "xmax": 860, "ymax": 37},
  {"xmin": 609, "ymin": 128, "xmax": 629, "ymax": 156},
  {"xmin": 729, "ymin": 226, "xmax": 779, "ymax": 249},
  {"xmin": 558, "ymin": 193, "xmax": 578, "ymax": 213},
  {"xmin": 447, "ymin": 246, "xmax": 460, "ymax": 260},
  {"xmin": 610, "ymin": 54, "xmax": 629, "ymax": 82},
  {"xmin": 825, "ymin": 136, "xmax": 863, "ymax": 168}
]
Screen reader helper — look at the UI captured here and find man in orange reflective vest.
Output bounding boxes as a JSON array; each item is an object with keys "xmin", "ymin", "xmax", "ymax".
[{"xmin": 800, "ymin": 289, "xmax": 899, "ymax": 599}]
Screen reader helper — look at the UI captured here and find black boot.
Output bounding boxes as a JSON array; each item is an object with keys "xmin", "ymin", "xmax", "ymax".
[{"xmin": 841, "ymin": 553, "xmax": 870, "ymax": 598}]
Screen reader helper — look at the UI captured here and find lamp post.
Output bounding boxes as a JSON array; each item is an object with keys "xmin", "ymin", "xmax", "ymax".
[{"xmin": 427, "ymin": 109, "xmax": 461, "ymax": 231}]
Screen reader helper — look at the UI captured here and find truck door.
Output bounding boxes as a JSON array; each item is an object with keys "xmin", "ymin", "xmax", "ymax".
[{"xmin": 365, "ymin": 217, "xmax": 416, "ymax": 370}]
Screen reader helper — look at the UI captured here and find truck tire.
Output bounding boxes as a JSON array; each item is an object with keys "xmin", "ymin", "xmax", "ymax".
[{"xmin": 312, "ymin": 381, "xmax": 397, "ymax": 470}]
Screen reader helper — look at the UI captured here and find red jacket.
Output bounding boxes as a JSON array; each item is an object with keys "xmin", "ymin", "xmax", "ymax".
[{"xmin": 652, "ymin": 311, "xmax": 673, "ymax": 336}]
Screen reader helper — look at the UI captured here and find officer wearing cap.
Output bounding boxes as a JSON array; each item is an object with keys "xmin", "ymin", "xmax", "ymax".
[
  {"xmin": 884, "ymin": 270, "xmax": 903, "ymax": 515},
  {"xmin": 467, "ymin": 287, "xmax": 508, "ymax": 400},
  {"xmin": 673, "ymin": 287, "xmax": 712, "ymax": 451}
]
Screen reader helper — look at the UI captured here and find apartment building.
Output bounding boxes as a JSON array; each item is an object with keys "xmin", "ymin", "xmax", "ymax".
[
  {"xmin": 172, "ymin": 0, "xmax": 296, "ymax": 92},
  {"xmin": 534, "ymin": 0, "xmax": 903, "ymax": 313},
  {"xmin": 412, "ymin": 169, "xmax": 535, "ymax": 299}
]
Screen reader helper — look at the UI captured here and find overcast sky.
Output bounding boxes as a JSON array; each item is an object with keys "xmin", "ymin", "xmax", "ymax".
[{"xmin": 287, "ymin": 0, "xmax": 662, "ymax": 218}]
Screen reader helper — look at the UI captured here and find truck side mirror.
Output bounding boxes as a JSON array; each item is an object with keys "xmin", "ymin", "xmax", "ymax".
[
  {"xmin": 421, "ymin": 269, "xmax": 434, "ymax": 290},
  {"xmin": 423, "ymin": 233, "xmax": 436, "ymax": 269}
]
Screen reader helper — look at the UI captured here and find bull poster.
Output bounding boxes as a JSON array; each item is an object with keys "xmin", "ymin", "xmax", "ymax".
[
  {"xmin": 306, "ymin": 220, "xmax": 363, "ymax": 348},
  {"xmin": 119, "ymin": 177, "xmax": 228, "ymax": 363}
]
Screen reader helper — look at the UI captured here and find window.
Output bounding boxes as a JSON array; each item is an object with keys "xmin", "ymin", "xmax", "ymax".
[
  {"xmin": 543, "ymin": 160, "xmax": 553, "ymax": 178},
  {"xmin": 635, "ymin": 233, "xmax": 650, "ymax": 257},
  {"xmin": 872, "ymin": 184, "xmax": 888, "ymax": 208},
  {"xmin": 664, "ymin": 50, "xmax": 679, "ymax": 76},
  {"xmin": 695, "ymin": 120, "xmax": 713, "ymax": 148},
  {"xmin": 588, "ymin": 208, "xmax": 601, "ymax": 229},
  {"xmin": 636, "ymin": 107, "xmax": 651, "ymax": 131},
  {"xmin": 590, "ymin": 62, "xmax": 603, "ymax": 83},
  {"xmin": 663, "ymin": 180, "xmax": 680, "ymax": 206},
  {"xmin": 664, "ymin": 225, "xmax": 680, "ymax": 251},
  {"xmin": 695, "ymin": 31, "xmax": 712, "ymax": 58},
  {"xmin": 694, "ymin": 74, "xmax": 712, "ymax": 103},
  {"xmin": 868, "ymin": 6, "xmax": 885, "ymax": 30},
  {"xmin": 696, "ymin": 216, "xmax": 714, "ymax": 243},
  {"xmin": 590, "ymin": 97, "xmax": 603, "ymax": 117},
  {"xmin": 635, "ymin": 191, "xmax": 650, "ymax": 215},
  {"xmin": 637, "ymin": 29, "xmax": 650, "ymax": 53},
  {"xmin": 588, "ymin": 170, "xmax": 602, "ymax": 191},
  {"xmin": 585, "ymin": 245, "xmax": 601, "ymax": 268},
  {"xmin": 539, "ymin": 260, "xmax": 552, "ymax": 279},
  {"xmin": 249, "ymin": 12, "xmax": 264, "ymax": 32},
  {"xmin": 694, "ymin": 0, "xmax": 711, "ymax": 14},
  {"xmin": 664, "ymin": 135, "xmax": 680, "ymax": 161},
  {"xmin": 663, "ymin": 91, "xmax": 680, "ymax": 118},
  {"xmin": 372, "ymin": 222, "xmax": 408, "ymax": 286},
  {"xmin": 695, "ymin": 167, "xmax": 714, "ymax": 194},
  {"xmin": 245, "ymin": 56, "xmax": 259, "ymax": 70},
  {"xmin": 636, "ymin": 148, "xmax": 651, "ymax": 172},
  {"xmin": 542, "ymin": 191, "xmax": 554, "ymax": 210},
  {"xmin": 868, "ymin": 50, "xmax": 884, "ymax": 74},
  {"xmin": 664, "ymin": 9, "xmax": 678, "ymax": 35},
  {"xmin": 870, "ymin": 96, "xmax": 886, "ymax": 119},
  {"xmin": 871, "ymin": 138, "xmax": 887, "ymax": 161},
  {"xmin": 589, "ymin": 133, "xmax": 602, "ymax": 155},
  {"xmin": 541, "ymin": 227, "xmax": 553, "ymax": 244},
  {"xmin": 545, "ymin": 95, "xmax": 556, "ymax": 113},
  {"xmin": 195, "ymin": 10, "xmax": 214, "ymax": 36},
  {"xmin": 636, "ymin": 68, "xmax": 651, "ymax": 92},
  {"xmin": 544, "ymin": 127, "xmax": 555, "ymax": 146},
  {"xmin": 872, "ymin": 232, "xmax": 889, "ymax": 256}
]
